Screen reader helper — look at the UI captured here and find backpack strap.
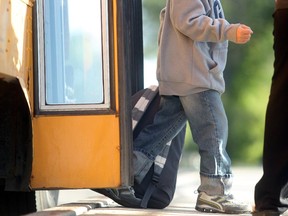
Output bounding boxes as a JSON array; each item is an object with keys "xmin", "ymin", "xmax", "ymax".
[
  {"xmin": 140, "ymin": 140, "xmax": 172, "ymax": 208},
  {"xmin": 140, "ymin": 181, "xmax": 157, "ymax": 208}
]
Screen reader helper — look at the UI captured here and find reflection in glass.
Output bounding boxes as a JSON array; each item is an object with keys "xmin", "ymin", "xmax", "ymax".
[{"xmin": 44, "ymin": 0, "xmax": 103, "ymax": 104}]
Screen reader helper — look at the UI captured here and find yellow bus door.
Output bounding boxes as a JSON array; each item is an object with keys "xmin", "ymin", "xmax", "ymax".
[{"xmin": 30, "ymin": 0, "xmax": 136, "ymax": 190}]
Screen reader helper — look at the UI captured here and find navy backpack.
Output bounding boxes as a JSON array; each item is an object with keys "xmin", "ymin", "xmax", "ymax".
[
  {"xmin": 131, "ymin": 86, "xmax": 186, "ymax": 208},
  {"xmin": 94, "ymin": 86, "xmax": 186, "ymax": 209}
]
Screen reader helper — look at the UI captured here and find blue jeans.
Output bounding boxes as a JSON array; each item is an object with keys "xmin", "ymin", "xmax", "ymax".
[{"xmin": 133, "ymin": 90, "xmax": 233, "ymax": 195}]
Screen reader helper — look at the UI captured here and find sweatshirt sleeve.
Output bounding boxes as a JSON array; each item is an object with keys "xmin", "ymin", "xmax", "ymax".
[{"xmin": 169, "ymin": 0, "xmax": 239, "ymax": 43}]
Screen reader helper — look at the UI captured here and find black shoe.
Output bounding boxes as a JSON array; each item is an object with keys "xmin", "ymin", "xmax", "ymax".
[
  {"xmin": 92, "ymin": 187, "xmax": 141, "ymax": 208},
  {"xmin": 252, "ymin": 210, "xmax": 288, "ymax": 216}
]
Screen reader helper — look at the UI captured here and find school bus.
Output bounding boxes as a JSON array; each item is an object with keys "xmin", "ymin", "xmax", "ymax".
[{"xmin": 0, "ymin": 0, "xmax": 144, "ymax": 214}]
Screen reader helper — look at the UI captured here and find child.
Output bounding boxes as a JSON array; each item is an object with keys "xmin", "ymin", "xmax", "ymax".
[{"xmin": 96, "ymin": 0, "xmax": 253, "ymax": 213}]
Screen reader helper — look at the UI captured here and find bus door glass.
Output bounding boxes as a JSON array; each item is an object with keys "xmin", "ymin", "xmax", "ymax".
[{"xmin": 38, "ymin": 0, "xmax": 109, "ymax": 111}]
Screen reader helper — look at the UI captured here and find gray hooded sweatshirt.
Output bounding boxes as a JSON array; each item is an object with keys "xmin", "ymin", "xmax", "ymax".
[{"xmin": 157, "ymin": 0, "xmax": 240, "ymax": 96}]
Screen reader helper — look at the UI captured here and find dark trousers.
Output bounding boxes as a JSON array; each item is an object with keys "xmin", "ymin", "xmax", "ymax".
[{"xmin": 254, "ymin": 9, "xmax": 288, "ymax": 213}]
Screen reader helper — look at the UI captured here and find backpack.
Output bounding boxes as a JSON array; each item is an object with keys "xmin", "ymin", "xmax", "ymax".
[
  {"xmin": 131, "ymin": 86, "xmax": 186, "ymax": 209},
  {"xmin": 93, "ymin": 86, "xmax": 186, "ymax": 209}
]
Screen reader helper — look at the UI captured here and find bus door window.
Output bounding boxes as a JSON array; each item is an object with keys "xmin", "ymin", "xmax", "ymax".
[{"xmin": 36, "ymin": 0, "xmax": 110, "ymax": 112}]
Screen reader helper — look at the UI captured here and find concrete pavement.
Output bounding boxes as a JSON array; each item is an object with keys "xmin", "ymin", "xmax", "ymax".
[{"xmin": 25, "ymin": 166, "xmax": 263, "ymax": 215}]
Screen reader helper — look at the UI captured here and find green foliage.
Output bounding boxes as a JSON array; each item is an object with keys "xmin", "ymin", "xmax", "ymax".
[
  {"xmin": 221, "ymin": 0, "xmax": 274, "ymax": 164},
  {"xmin": 142, "ymin": 0, "xmax": 275, "ymax": 165},
  {"xmin": 142, "ymin": 0, "xmax": 166, "ymax": 57},
  {"xmin": 224, "ymin": 28, "xmax": 273, "ymax": 164}
]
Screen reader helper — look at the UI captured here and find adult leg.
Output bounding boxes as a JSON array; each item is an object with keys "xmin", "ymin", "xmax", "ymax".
[{"xmin": 254, "ymin": 8, "xmax": 288, "ymax": 213}]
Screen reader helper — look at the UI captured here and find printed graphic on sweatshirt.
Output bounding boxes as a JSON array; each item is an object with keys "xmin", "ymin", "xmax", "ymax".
[{"xmin": 213, "ymin": 0, "xmax": 224, "ymax": 18}]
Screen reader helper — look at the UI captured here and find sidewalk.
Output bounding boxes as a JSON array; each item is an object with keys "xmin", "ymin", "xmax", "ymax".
[
  {"xmin": 25, "ymin": 166, "xmax": 263, "ymax": 216},
  {"xmin": 172, "ymin": 166, "xmax": 262, "ymax": 207}
]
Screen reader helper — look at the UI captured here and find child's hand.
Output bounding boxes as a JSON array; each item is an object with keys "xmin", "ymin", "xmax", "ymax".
[{"xmin": 236, "ymin": 24, "xmax": 253, "ymax": 44}]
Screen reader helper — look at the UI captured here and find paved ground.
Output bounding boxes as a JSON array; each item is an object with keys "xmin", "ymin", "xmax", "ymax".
[
  {"xmin": 54, "ymin": 166, "xmax": 262, "ymax": 206},
  {"xmin": 27, "ymin": 166, "xmax": 263, "ymax": 215}
]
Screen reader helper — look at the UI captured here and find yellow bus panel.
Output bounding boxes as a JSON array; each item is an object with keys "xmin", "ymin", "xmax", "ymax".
[{"xmin": 31, "ymin": 115, "xmax": 121, "ymax": 189}]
